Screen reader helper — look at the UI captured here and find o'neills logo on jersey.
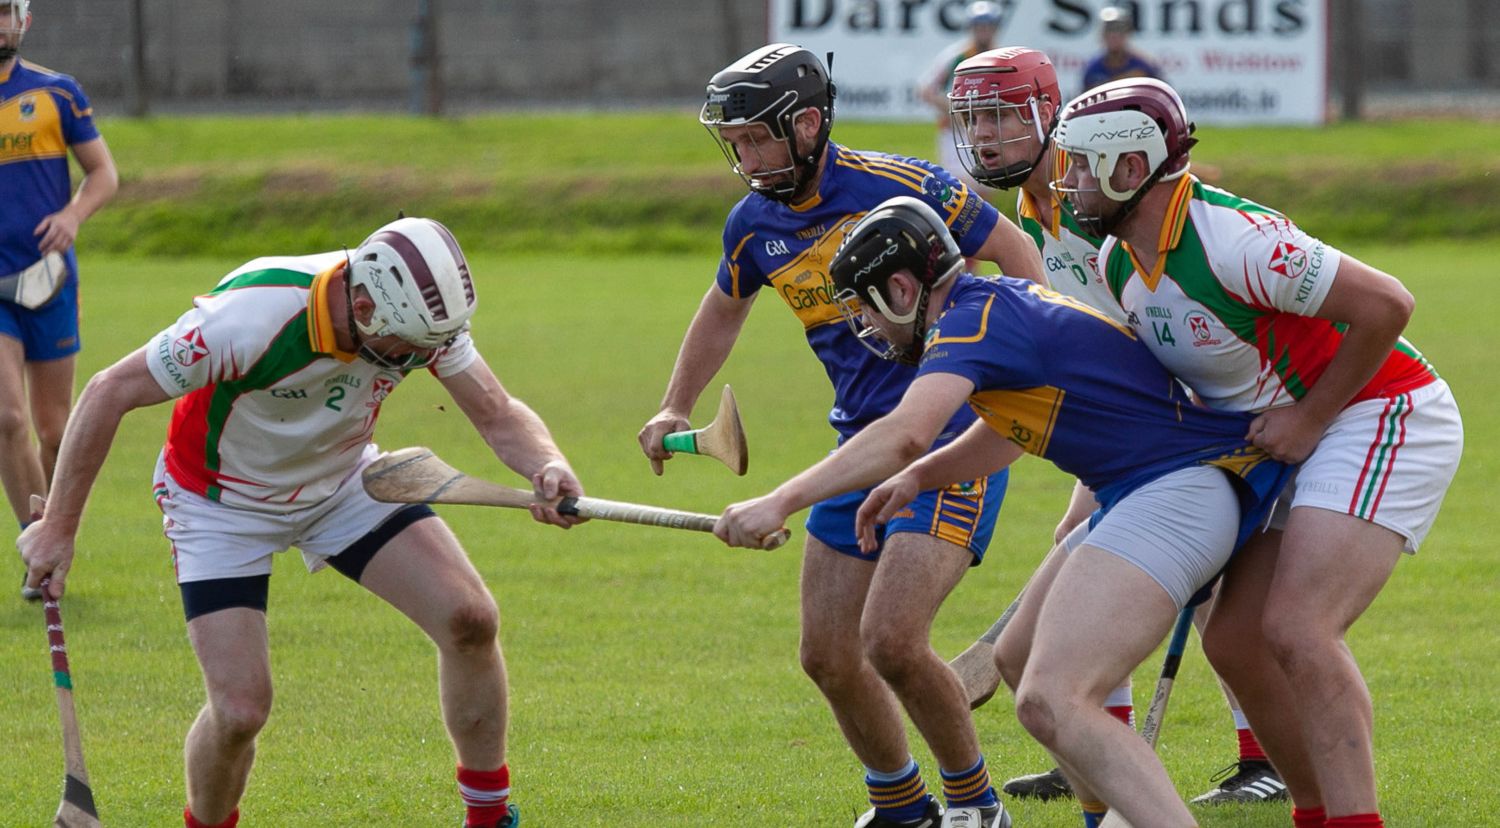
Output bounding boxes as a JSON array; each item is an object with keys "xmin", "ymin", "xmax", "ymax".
[
  {"xmin": 172, "ymin": 328, "xmax": 210, "ymax": 367},
  {"xmin": 1186, "ymin": 311, "xmax": 1221, "ymax": 347},
  {"xmin": 1268, "ymin": 240, "xmax": 1307, "ymax": 279}
]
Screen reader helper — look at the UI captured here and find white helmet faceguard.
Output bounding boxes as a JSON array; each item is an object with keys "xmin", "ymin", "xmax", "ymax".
[
  {"xmin": 348, "ymin": 217, "xmax": 476, "ymax": 352},
  {"xmin": 0, "ymin": 0, "xmax": 30, "ymax": 60}
]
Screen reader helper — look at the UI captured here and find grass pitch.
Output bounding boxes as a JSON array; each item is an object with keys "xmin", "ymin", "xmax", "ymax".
[{"xmin": 0, "ymin": 239, "xmax": 1492, "ymax": 826}]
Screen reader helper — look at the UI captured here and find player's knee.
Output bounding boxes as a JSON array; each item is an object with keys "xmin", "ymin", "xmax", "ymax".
[
  {"xmin": 31, "ymin": 414, "xmax": 65, "ymax": 454},
  {"xmin": 799, "ymin": 634, "xmax": 858, "ymax": 690},
  {"xmin": 0, "ymin": 401, "xmax": 28, "ymax": 442},
  {"xmin": 446, "ymin": 595, "xmax": 500, "ymax": 652},
  {"xmin": 1014, "ymin": 682, "xmax": 1061, "ymax": 747},
  {"xmin": 210, "ymin": 691, "xmax": 273, "ymax": 743},
  {"xmin": 860, "ymin": 620, "xmax": 922, "ymax": 684}
]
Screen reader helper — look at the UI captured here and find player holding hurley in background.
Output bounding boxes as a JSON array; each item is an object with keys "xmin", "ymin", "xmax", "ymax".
[
  {"xmin": 1052, "ymin": 76, "xmax": 1462, "ymax": 828},
  {"xmin": 20, "ymin": 217, "xmax": 581, "ymax": 828},
  {"xmin": 1, "ymin": 0, "xmax": 118, "ymax": 599},
  {"xmin": 947, "ymin": 47, "xmax": 1288, "ymax": 810},
  {"xmin": 639, "ymin": 43, "xmax": 1043, "ymax": 828}
]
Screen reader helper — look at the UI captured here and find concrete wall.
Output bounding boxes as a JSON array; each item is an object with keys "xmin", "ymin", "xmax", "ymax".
[{"xmin": 15, "ymin": 0, "xmax": 1496, "ymax": 113}]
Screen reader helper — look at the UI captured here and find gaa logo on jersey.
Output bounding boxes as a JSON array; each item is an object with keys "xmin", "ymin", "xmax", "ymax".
[
  {"xmin": 1268, "ymin": 241, "xmax": 1308, "ymax": 279},
  {"xmin": 1185, "ymin": 311, "xmax": 1221, "ymax": 347},
  {"xmin": 921, "ymin": 174, "xmax": 959, "ymax": 208},
  {"xmin": 172, "ymin": 328, "xmax": 210, "ymax": 367}
]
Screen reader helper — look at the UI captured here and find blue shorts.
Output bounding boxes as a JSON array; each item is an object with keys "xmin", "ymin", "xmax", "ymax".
[
  {"xmin": 0, "ymin": 275, "xmax": 80, "ymax": 361},
  {"xmin": 805, "ymin": 468, "xmax": 1007, "ymax": 563}
]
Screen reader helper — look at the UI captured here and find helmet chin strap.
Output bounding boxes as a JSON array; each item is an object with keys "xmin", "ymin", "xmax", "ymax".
[{"xmin": 897, "ymin": 285, "xmax": 935, "ymax": 366}]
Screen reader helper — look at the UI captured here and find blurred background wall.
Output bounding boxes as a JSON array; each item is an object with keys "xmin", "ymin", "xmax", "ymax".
[{"xmin": 16, "ymin": 0, "xmax": 1499, "ymax": 118}]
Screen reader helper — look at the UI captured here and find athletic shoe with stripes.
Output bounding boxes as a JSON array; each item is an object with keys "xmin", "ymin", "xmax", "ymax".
[
  {"xmin": 1189, "ymin": 760, "xmax": 1289, "ymax": 804},
  {"xmin": 462, "ymin": 804, "xmax": 519, "ymax": 828},
  {"xmin": 854, "ymin": 796, "xmax": 942, "ymax": 828},
  {"xmin": 941, "ymin": 802, "xmax": 1012, "ymax": 828},
  {"xmin": 1001, "ymin": 766, "xmax": 1073, "ymax": 801}
]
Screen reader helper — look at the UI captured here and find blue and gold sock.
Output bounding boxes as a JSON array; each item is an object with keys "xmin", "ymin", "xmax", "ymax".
[
  {"xmin": 865, "ymin": 759, "xmax": 931, "ymax": 823},
  {"xmin": 940, "ymin": 755, "xmax": 998, "ymax": 809},
  {"xmin": 1080, "ymin": 799, "xmax": 1108, "ymax": 828}
]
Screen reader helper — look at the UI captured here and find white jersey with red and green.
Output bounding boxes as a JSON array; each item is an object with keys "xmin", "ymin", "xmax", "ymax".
[
  {"xmin": 143, "ymin": 252, "xmax": 476, "ymax": 514},
  {"xmin": 1016, "ymin": 158, "xmax": 1124, "ymax": 324},
  {"xmin": 1100, "ymin": 177, "xmax": 1437, "ymax": 412}
]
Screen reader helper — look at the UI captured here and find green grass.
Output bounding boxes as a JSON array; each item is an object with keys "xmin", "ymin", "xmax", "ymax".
[
  {"xmin": 0, "ymin": 239, "xmax": 1493, "ymax": 826},
  {"xmin": 77, "ymin": 113, "xmax": 1500, "ymax": 259}
]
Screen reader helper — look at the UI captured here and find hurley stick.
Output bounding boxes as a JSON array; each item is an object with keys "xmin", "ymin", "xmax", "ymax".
[{"xmin": 661, "ymin": 384, "xmax": 749, "ymax": 475}]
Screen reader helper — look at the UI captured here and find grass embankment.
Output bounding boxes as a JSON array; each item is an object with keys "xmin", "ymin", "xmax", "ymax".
[{"xmin": 85, "ymin": 113, "xmax": 1500, "ymax": 259}]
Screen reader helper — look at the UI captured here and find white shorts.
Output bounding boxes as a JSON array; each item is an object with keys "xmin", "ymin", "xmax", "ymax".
[
  {"xmin": 154, "ymin": 444, "xmax": 410, "ymax": 583},
  {"xmin": 1061, "ymin": 464, "xmax": 1241, "ymax": 609},
  {"xmin": 1267, "ymin": 379, "xmax": 1462, "ymax": 552}
]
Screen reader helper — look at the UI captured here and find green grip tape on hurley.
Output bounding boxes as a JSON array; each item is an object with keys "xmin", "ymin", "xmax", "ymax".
[{"xmin": 662, "ymin": 430, "xmax": 700, "ymax": 455}]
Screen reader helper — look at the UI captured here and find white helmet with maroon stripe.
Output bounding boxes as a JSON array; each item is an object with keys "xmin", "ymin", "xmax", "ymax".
[{"xmin": 349, "ymin": 217, "xmax": 476, "ymax": 349}]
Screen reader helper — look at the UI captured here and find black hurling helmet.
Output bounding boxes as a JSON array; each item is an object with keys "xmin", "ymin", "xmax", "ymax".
[
  {"xmin": 829, "ymin": 197, "xmax": 963, "ymax": 365},
  {"xmin": 700, "ymin": 43, "xmax": 836, "ymax": 203}
]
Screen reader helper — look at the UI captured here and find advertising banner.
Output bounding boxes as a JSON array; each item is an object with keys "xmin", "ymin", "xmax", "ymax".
[{"xmin": 770, "ymin": 0, "xmax": 1328, "ymax": 124}]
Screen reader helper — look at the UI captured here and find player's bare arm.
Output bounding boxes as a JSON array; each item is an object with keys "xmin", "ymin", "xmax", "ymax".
[
  {"xmin": 855, "ymin": 420, "xmax": 1024, "ymax": 551},
  {"xmin": 714, "ymin": 372, "xmax": 972, "ymax": 549},
  {"xmin": 638, "ymin": 285, "xmax": 755, "ymax": 474},
  {"xmin": 1249, "ymin": 256, "xmax": 1415, "ymax": 463},
  {"xmin": 440, "ymin": 355, "xmax": 584, "ymax": 529},
  {"xmin": 17, "ymin": 348, "xmax": 169, "ymax": 598},
  {"xmin": 34, "ymin": 136, "xmax": 118, "ymax": 256},
  {"xmin": 974, "ymin": 213, "xmax": 1045, "ymax": 282}
]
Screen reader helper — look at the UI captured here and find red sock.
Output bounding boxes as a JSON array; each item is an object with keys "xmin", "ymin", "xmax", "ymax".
[
  {"xmin": 1326, "ymin": 814, "xmax": 1384, "ymax": 828},
  {"xmin": 1292, "ymin": 805, "xmax": 1326, "ymax": 828},
  {"xmin": 1105, "ymin": 705, "xmax": 1134, "ymax": 728},
  {"xmin": 457, "ymin": 763, "xmax": 511, "ymax": 827},
  {"xmin": 184, "ymin": 807, "xmax": 239, "ymax": 828},
  {"xmin": 1237, "ymin": 727, "xmax": 1269, "ymax": 762}
]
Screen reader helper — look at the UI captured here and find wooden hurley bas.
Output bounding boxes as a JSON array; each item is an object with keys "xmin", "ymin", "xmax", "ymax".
[{"xmin": 661, "ymin": 384, "xmax": 749, "ymax": 476}]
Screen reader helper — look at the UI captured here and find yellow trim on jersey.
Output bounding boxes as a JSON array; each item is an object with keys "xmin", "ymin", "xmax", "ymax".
[
  {"xmin": 930, "ymin": 294, "xmax": 995, "ymax": 345},
  {"xmin": 307, "ymin": 263, "xmax": 358, "ymax": 362},
  {"xmin": 789, "ymin": 190, "xmax": 824, "ymax": 212},
  {"xmin": 1025, "ymin": 283, "xmax": 1137, "ymax": 338},
  {"xmin": 833, "ymin": 154, "xmax": 931, "ymax": 192},
  {"xmin": 1204, "ymin": 446, "xmax": 1271, "ymax": 478},
  {"xmin": 727, "ymin": 231, "xmax": 756, "ymax": 298},
  {"xmin": 1121, "ymin": 175, "xmax": 1195, "ymax": 291},
  {"xmin": 970, "ymin": 386, "xmax": 1066, "ymax": 457},
  {"xmin": 1017, "ymin": 151, "xmax": 1069, "ymax": 238}
]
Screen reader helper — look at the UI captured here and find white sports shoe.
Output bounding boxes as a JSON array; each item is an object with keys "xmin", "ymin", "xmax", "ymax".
[{"xmin": 940, "ymin": 803, "xmax": 1012, "ymax": 828}]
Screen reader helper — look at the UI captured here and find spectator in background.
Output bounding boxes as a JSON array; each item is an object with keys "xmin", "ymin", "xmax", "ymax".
[
  {"xmin": 1080, "ymin": 6, "xmax": 1164, "ymax": 94},
  {"xmin": 0, "ymin": 0, "xmax": 118, "ymax": 599},
  {"xmin": 918, "ymin": 1, "xmax": 1004, "ymax": 198}
]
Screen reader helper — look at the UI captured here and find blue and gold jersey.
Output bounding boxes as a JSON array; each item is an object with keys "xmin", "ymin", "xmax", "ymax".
[
  {"xmin": 918, "ymin": 274, "xmax": 1288, "ymax": 530},
  {"xmin": 716, "ymin": 142, "xmax": 1000, "ymax": 440},
  {"xmin": 0, "ymin": 59, "xmax": 99, "ymax": 276}
]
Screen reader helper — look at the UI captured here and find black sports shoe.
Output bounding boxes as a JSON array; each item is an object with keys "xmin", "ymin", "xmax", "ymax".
[
  {"xmin": 1189, "ymin": 760, "xmax": 1289, "ymax": 804},
  {"xmin": 462, "ymin": 804, "xmax": 519, "ymax": 828},
  {"xmin": 854, "ymin": 795, "xmax": 942, "ymax": 828},
  {"xmin": 1001, "ymin": 766, "xmax": 1073, "ymax": 801}
]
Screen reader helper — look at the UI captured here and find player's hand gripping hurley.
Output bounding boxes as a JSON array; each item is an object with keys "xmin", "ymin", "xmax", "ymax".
[
  {"xmin": 42, "ymin": 577, "xmax": 102, "ymax": 827},
  {"xmin": 364, "ymin": 447, "xmax": 789, "ymax": 550}
]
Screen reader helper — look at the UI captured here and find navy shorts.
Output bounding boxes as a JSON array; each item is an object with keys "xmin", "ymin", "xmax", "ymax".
[
  {"xmin": 805, "ymin": 468, "xmax": 1007, "ymax": 563},
  {"xmin": 0, "ymin": 275, "xmax": 80, "ymax": 361}
]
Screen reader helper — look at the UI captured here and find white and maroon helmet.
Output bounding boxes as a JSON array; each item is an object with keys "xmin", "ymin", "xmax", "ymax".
[{"xmin": 348, "ymin": 217, "xmax": 475, "ymax": 349}]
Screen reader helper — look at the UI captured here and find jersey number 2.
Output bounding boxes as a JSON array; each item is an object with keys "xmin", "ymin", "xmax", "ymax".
[{"xmin": 325, "ymin": 386, "xmax": 346, "ymax": 411}]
